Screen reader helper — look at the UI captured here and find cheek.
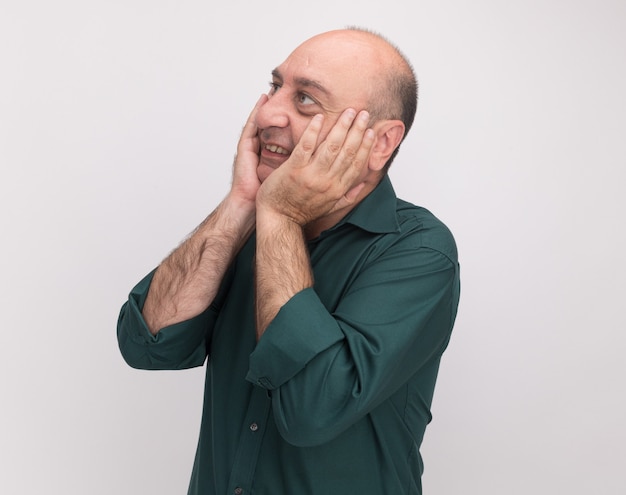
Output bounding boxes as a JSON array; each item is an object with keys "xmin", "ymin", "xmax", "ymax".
[
  {"xmin": 291, "ymin": 121, "xmax": 310, "ymax": 146},
  {"xmin": 293, "ymin": 121, "xmax": 334, "ymax": 150}
]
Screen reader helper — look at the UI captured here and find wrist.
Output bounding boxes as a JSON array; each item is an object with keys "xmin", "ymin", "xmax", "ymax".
[
  {"xmin": 192, "ymin": 195, "xmax": 256, "ymax": 248},
  {"xmin": 256, "ymin": 202, "xmax": 303, "ymax": 232},
  {"xmin": 221, "ymin": 193, "xmax": 256, "ymax": 228},
  {"xmin": 224, "ymin": 189, "xmax": 256, "ymax": 212}
]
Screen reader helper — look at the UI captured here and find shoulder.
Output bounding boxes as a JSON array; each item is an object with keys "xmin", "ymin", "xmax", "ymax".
[{"xmin": 394, "ymin": 198, "xmax": 458, "ymax": 264}]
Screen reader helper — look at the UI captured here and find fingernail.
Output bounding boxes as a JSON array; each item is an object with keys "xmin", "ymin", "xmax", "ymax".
[{"xmin": 359, "ymin": 110, "xmax": 370, "ymax": 121}]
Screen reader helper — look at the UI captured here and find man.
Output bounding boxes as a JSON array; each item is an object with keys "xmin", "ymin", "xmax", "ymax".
[{"xmin": 117, "ymin": 27, "xmax": 460, "ymax": 495}]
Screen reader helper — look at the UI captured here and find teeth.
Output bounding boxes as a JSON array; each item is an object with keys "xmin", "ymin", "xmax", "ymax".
[{"xmin": 265, "ymin": 144, "xmax": 289, "ymax": 155}]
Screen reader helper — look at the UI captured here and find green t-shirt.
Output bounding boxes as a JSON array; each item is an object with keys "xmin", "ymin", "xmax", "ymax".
[{"xmin": 118, "ymin": 175, "xmax": 460, "ymax": 495}]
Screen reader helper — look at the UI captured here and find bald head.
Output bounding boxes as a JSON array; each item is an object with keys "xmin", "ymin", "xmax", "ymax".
[
  {"xmin": 292, "ymin": 28, "xmax": 418, "ymax": 168},
  {"xmin": 258, "ymin": 28, "xmax": 417, "ymax": 177}
]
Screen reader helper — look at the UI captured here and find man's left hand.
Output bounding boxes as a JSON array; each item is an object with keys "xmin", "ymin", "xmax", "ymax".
[{"xmin": 256, "ymin": 108, "xmax": 375, "ymax": 226}]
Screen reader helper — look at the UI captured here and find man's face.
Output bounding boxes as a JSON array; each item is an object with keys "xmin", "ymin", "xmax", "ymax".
[{"xmin": 254, "ymin": 33, "xmax": 378, "ymax": 183}]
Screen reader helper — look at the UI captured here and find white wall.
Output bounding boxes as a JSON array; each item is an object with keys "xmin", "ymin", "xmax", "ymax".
[{"xmin": 1, "ymin": 1, "xmax": 624, "ymax": 493}]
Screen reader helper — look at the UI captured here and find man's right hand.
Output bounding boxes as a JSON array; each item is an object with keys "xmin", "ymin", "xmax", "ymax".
[
  {"xmin": 228, "ymin": 94, "xmax": 268, "ymax": 206},
  {"xmin": 141, "ymin": 96, "xmax": 267, "ymax": 335}
]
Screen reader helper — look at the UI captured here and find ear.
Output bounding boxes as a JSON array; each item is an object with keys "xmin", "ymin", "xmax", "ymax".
[{"xmin": 368, "ymin": 120, "xmax": 405, "ymax": 172}]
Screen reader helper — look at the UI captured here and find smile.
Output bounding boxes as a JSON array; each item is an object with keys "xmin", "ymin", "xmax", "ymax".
[{"xmin": 264, "ymin": 144, "xmax": 290, "ymax": 155}]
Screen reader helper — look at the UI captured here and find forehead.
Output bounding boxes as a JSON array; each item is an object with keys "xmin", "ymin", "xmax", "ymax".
[{"xmin": 275, "ymin": 35, "xmax": 379, "ymax": 104}]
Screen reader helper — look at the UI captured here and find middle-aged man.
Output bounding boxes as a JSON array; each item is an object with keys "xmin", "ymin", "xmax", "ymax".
[{"xmin": 117, "ymin": 27, "xmax": 460, "ymax": 495}]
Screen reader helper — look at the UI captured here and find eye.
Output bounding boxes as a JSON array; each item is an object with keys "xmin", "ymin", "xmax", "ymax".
[
  {"xmin": 268, "ymin": 81, "xmax": 281, "ymax": 95},
  {"xmin": 297, "ymin": 93, "xmax": 316, "ymax": 105}
]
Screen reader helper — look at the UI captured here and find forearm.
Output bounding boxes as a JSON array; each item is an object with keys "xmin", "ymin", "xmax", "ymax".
[
  {"xmin": 255, "ymin": 207, "xmax": 314, "ymax": 338},
  {"xmin": 247, "ymin": 248, "xmax": 459, "ymax": 446},
  {"xmin": 143, "ymin": 195, "xmax": 256, "ymax": 334}
]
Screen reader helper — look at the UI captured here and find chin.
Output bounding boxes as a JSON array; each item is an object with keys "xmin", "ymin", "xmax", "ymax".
[{"xmin": 256, "ymin": 164, "xmax": 274, "ymax": 183}]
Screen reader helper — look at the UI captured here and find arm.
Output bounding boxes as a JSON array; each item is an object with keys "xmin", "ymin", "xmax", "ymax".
[
  {"xmin": 250, "ymin": 108, "xmax": 459, "ymax": 446},
  {"xmin": 142, "ymin": 95, "xmax": 267, "ymax": 335},
  {"xmin": 118, "ymin": 200, "xmax": 254, "ymax": 369},
  {"xmin": 117, "ymin": 95, "xmax": 267, "ymax": 369},
  {"xmin": 254, "ymin": 109, "xmax": 374, "ymax": 337},
  {"xmin": 254, "ymin": 213, "xmax": 313, "ymax": 337},
  {"xmin": 142, "ymin": 196, "xmax": 255, "ymax": 335},
  {"xmin": 248, "ymin": 242, "xmax": 460, "ymax": 446}
]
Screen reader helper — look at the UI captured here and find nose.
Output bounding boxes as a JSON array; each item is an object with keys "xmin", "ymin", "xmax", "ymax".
[{"xmin": 254, "ymin": 90, "xmax": 290, "ymax": 130}]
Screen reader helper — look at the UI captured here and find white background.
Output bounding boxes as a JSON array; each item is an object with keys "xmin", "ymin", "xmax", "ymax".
[{"xmin": 1, "ymin": 1, "xmax": 625, "ymax": 493}]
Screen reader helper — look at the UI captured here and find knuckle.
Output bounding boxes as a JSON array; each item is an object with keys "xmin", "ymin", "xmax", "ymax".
[
  {"xmin": 341, "ymin": 143, "xmax": 358, "ymax": 159},
  {"xmin": 300, "ymin": 140, "xmax": 316, "ymax": 154},
  {"xmin": 326, "ymin": 141, "xmax": 342, "ymax": 155}
]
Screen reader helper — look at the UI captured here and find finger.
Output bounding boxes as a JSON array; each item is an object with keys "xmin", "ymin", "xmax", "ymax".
[
  {"xmin": 314, "ymin": 108, "xmax": 358, "ymax": 169},
  {"xmin": 332, "ymin": 110, "xmax": 371, "ymax": 174},
  {"xmin": 338, "ymin": 125, "xmax": 375, "ymax": 188},
  {"xmin": 239, "ymin": 94, "xmax": 268, "ymax": 142},
  {"xmin": 332, "ymin": 122, "xmax": 375, "ymax": 198},
  {"xmin": 331, "ymin": 181, "xmax": 367, "ymax": 213},
  {"xmin": 288, "ymin": 113, "xmax": 324, "ymax": 167},
  {"xmin": 344, "ymin": 181, "xmax": 367, "ymax": 203},
  {"xmin": 329, "ymin": 120, "xmax": 374, "ymax": 213}
]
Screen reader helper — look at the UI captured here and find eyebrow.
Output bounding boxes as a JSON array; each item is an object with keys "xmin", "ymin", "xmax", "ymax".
[{"xmin": 272, "ymin": 69, "xmax": 331, "ymax": 97}]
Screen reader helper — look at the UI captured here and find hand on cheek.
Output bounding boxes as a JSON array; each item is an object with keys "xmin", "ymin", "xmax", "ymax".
[
  {"xmin": 229, "ymin": 94, "xmax": 267, "ymax": 204},
  {"xmin": 257, "ymin": 108, "xmax": 375, "ymax": 226}
]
